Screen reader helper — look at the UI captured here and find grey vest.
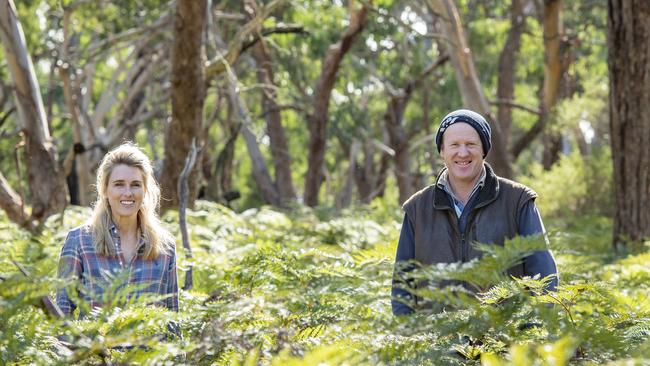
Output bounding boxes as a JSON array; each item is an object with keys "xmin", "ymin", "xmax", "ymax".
[{"xmin": 403, "ymin": 164, "xmax": 537, "ymax": 294}]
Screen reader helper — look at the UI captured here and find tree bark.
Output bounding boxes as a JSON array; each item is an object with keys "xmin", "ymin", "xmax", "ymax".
[
  {"xmin": 426, "ymin": 0, "xmax": 511, "ymax": 177},
  {"xmin": 608, "ymin": 0, "xmax": 650, "ymax": 246},
  {"xmin": 0, "ymin": 0, "xmax": 67, "ymax": 225},
  {"xmin": 336, "ymin": 139, "xmax": 360, "ymax": 209},
  {"xmin": 384, "ymin": 55, "xmax": 449, "ymax": 204},
  {"xmin": 178, "ymin": 139, "xmax": 198, "ymax": 291},
  {"xmin": 225, "ymin": 68, "xmax": 281, "ymax": 206},
  {"xmin": 512, "ymin": 0, "xmax": 564, "ymax": 160},
  {"xmin": 0, "ymin": 172, "xmax": 32, "ymax": 230},
  {"xmin": 205, "ymin": 98, "xmax": 239, "ymax": 204},
  {"xmin": 384, "ymin": 94, "xmax": 413, "ymax": 205},
  {"xmin": 160, "ymin": 0, "xmax": 207, "ymax": 210},
  {"xmin": 495, "ymin": 0, "xmax": 527, "ymax": 178},
  {"xmin": 304, "ymin": 2, "xmax": 369, "ymax": 206},
  {"xmin": 242, "ymin": 0, "xmax": 296, "ymax": 205},
  {"xmin": 542, "ymin": 133, "xmax": 562, "ymax": 169},
  {"xmin": 353, "ymin": 139, "xmax": 391, "ymax": 204},
  {"xmin": 59, "ymin": 9, "xmax": 94, "ymax": 206},
  {"xmin": 251, "ymin": 39, "xmax": 297, "ymax": 204}
]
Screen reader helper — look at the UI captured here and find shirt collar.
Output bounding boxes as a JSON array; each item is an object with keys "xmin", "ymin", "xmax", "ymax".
[
  {"xmin": 437, "ymin": 165, "xmax": 487, "ymax": 203},
  {"xmin": 108, "ymin": 220, "xmax": 146, "ymax": 250}
]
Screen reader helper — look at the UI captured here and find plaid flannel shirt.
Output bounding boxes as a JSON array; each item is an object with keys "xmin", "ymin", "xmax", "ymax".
[{"xmin": 56, "ymin": 224, "xmax": 179, "ymax": 317}]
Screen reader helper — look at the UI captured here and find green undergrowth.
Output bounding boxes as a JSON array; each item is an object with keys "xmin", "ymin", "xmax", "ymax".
[{"xmin": 1, "ymin": 201, "xmax": 649, "ymax": 365}]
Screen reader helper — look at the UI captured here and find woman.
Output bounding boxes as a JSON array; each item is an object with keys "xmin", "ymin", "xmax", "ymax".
[{"xmin": 56, "ymin": 142, "xmax": 178, "ymax": 317}]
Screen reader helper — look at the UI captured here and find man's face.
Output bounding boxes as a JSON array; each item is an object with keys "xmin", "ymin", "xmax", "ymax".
[{"xmin": 440, "ymin": 122, "xmax": 484, "ymax": 187}]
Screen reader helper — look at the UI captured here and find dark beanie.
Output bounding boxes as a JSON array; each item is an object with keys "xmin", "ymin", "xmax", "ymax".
[{"xmin": 435, "ymin": 109, "xmax": 492, "ymax": 157}]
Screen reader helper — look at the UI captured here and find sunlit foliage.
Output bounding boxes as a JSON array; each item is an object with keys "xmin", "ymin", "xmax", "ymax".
[{"xmin": 1, "ymin": 198, "xmax": 648, "ymax": 365}]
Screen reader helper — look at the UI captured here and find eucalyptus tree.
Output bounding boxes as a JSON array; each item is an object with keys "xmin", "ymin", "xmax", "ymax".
[
  {"xmin": 159, "ymin": 0, "xmax": 207, "ymax": 210},
  {"xmin": 303, "ymin": 0, "xmax": 370, "ymax": 207},
  {"xmin": 425, "ymin": 0, "xmax": 514, "ymax": 177},
  {"xmin": 31, "ymin": 1, "xmax": 172, "ymax": 206},
  {"xmin": 56, "ymin": 2, "xmax": 171, "ymax": 205},
  {"xmin": 608, "ymin": 0, "xmax": 650, "ymax": 246},
  {"xmin": 0, "ymin": 0, "xmax": 67, "ymax": 230},
  {"xmin": 246, "ymin": 0, "xmax": 298, "ymax": 205},
  {"xmin": 337, "ymin": 1, "xmax": 451, "ymax": 205},
  {"xmin": 200, "ymin": 0, "xmax": 302, "ymax": 207},
  {"xmin": 510, "ymin": 0, "xmax": 567, "ymax": 170}
]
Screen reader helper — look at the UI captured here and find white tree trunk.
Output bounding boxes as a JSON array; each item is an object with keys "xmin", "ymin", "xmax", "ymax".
[{"xmin": 0, "ymin": 0, "xmax": 67, "ymax": 224}]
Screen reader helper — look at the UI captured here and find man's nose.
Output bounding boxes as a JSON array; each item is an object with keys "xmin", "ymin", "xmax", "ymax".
[{"xmin": 458, "ymin": 145, "xmax": 469, "ymax": 156}]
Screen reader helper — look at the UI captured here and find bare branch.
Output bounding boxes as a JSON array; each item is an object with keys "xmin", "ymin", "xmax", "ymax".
[
  {"xmin": 256, "ymin": 104, "xmax": 305, "ymax": 119},
  {"xmin": 204, "ymin": 0, "xmax": 286, "ymax": 80},
  {"xmin": 178, "ymin": 138, "xmax": 200, "ymax": 291},
  {"xmin": 0, "ymin": 106, "xmax": 16, "ymax": 129},
  {"xmin": 0, "ymin": 172, "xmax": 33, "ymax": 231},
  {"xmin": 79, "ymin": 9, "xmax": 172, "ymax": 61},
  {"xmin": 490, "ymin": 98, "xmax": 541, "ymax": 115},
  {"xmin": 240, "ymin": 24, "xmax": 308, "ymax": 53},
  {"xmin": 104, "ymin": 51, "xmax": 165, "ymax": 136}
]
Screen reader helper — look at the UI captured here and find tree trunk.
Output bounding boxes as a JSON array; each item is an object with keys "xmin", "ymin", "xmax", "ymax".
[
  {"xmin": 384, "ymin": 55, "xmax": 448, "ymax": 204},
  {"xmin": 120, "ymin": 50, "xmax": 148, "ymax": 141},
  {"xmin": 60, "ymin": 9, "xmax": 94, "ymax": 206},
  {"xmin": 336, "ymin": 139, "xmax": 360, "ymax": 209},
  {"xmin": 573, "ymin": 125, "xmax": 589, "ymax": 157},
  {"xmin": 542, "ymin": 132, "xmax": 562, "ymax": 169},
  {"xmin": 304, "ymin": 2, "xmax": 368, "ymax": 206},
  {"xmin": 205, "ymin": 100, "xmax": 239, "ymax": 204},
  {"xmin": 0, "ymin": 172, "xmax": 32, "ymax": 230},
  {"xmin": 242, "ymin": 0, "xmax": 296, "ymax": 205},
  {"xmin": 512, "ymin": 0, "xmax": 564, "ymax": 160},
  {"xmin": 608, "ymin": 0, "xmax": 650, "ymax": 246},
  {"xmin": 426, "ymin": 0, "xmax": 511, "ymax": 177},
  {"xmin": 385, "ymin": 97, "xmax": 413, "ymax": 205},
  {"xmin": 251, "ymin": 39, "xmax": 297, "ymax": 204},
  {"xmin": 225, "ymin": 68, "xmax": 281, "ymax": 206},
  {"xmin": 160, "ymin": 0, "xmax": 207, "ymax": 211},
  {"xmin": 495, "ymin": 0, "xmax": 527, "ymax": 178},
  {"xmin": 338, "ymin": 134, "xmax": 390, "ymax": 205},
  {"xmin": 0, "ymin": 0, "xmax": 67, "ymax": 225}
]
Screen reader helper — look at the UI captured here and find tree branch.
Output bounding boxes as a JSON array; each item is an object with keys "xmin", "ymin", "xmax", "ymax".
[
  {"xmin": 240, "ymin": 24, "xmax": 308, "ymax": 53},
  {"xmin": 490, "ymin": 99, "xmax": 541, "ymax": 115},
  {"xmin": 0, "ymin": 172, "xmax": 33, "ymax": 231},
  {"xmin": 204, "ymin": 0, "xmax": 286, "ymax": 80},
  {"xmin": 178, "ymin": 138, "xmax": 199, "ymax": 291}
]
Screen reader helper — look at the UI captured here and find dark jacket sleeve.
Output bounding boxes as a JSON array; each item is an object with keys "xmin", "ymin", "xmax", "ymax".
[
  {"xmin": 392, "ymin": 214, "xmax": 416, "ymax": 315},
  {"xmin": 518, "ymin": 201, "xmax": 559, "ymax": 291}
]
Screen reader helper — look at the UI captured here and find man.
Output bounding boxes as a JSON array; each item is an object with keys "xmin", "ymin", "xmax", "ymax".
[{"xmin": 391, "ymin": 109, "xmax": 558, "ymax": 315}]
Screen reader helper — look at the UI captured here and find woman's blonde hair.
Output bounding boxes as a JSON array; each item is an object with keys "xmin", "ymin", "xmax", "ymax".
[{"xmin": 90, "ymin": 142, "xmax": 173, "ymax": 259}]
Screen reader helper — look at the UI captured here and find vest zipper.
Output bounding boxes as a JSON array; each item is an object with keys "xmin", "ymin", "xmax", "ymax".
[
  {"xmin": 462, "ymin": 211, "xmax": 478, "ymax": 263},
  {"xmin": 461, "ymin": 232, "xmax": 466, "ymax": 262}
]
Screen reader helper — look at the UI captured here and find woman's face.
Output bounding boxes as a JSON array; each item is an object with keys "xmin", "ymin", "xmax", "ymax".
[{"xmin": 106, "ymin": 164, "xmax": 145, "ymax": 222}]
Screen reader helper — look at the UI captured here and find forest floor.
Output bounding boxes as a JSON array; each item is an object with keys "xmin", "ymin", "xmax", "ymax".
[{"xmin": 1, "ymin": 201, "xmax": 649, "ymax": 365}]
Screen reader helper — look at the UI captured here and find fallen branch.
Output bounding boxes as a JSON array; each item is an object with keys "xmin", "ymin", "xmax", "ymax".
[
  {"xmin": 177, "ymin": 138, "xmax": 200, "ymax": 291},
  {"xmin": 10, "ymin": 260, "xmax": 64, "ymax": 318}
]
